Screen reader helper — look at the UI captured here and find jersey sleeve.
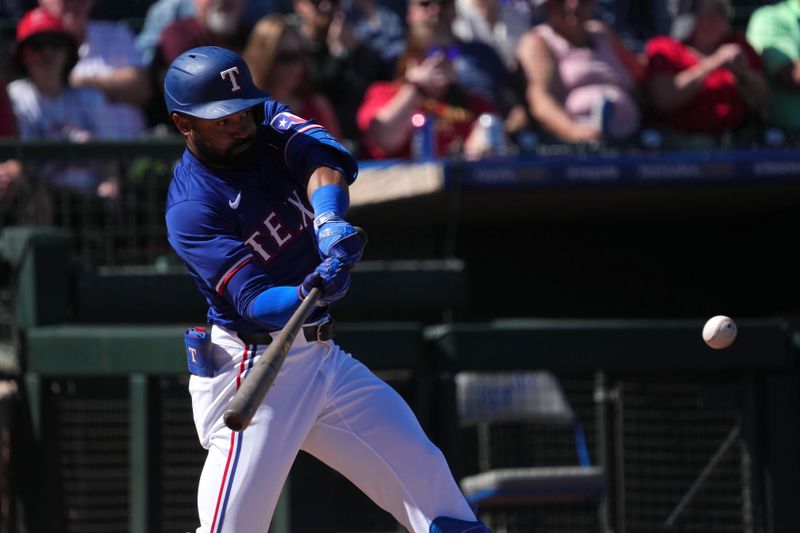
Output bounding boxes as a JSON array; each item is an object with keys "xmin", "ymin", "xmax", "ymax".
[
  {"xmin": 260, "ymin": 99, "xmax": 359, "ymax": 185},
  {"xmin": 166, "ymin": 199, "xmax": 274, "ymax": 317}
]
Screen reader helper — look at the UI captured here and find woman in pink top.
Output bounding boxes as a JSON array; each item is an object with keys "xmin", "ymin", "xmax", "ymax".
[{"xmin": 516, "ymin": 0, "xmax": 642, "ymax": 143}]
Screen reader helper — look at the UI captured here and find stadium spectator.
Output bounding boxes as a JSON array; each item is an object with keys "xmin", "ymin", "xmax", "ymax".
[
  {"xmin": 356, "ymin": 31, "xmax": 499, "ymax": 159},
  {"xmin": 0, "ymin": 158, "xmax": 21, "ymax": 201},
  {"xmin": 6, "ymin": 7, "xmax": 118, "ymax": 198},
  {"xmin": 39, "ymin": 0, "xmax": 150, "ymax": 138},
  {"xmin": 515, "ymin": 0, "xmax": 643, "ymax": 144},
  {"xmin": 293, "ymin": 0, "xmax": 385, "ymax": 155},
  {"xmin": 406, "ymin": 0, "xmax": 518, "ymax": 117},
  {"xmin": 346, "ymin": 0, "xmax": 406, "ymax": 77},
  {"xmin": 746, "ymin": 0, "xmax": 800, "ymax": 135},
  {"xmin": 135, "ymin": 0, "xmax": 196, "ymax": 66},
  {"xmin": 155, "ymin": 0, "xmax": 249, "ymax": 66},
  {"xmin": 452, "ymin": 0, "xmax": 532, "ymax": 71},
  {"xmin": 135, "ymin": 0, "xmax": 277, "ymax": 67},
  {"xmin": 242, "ymin": 14, "xmax": 342, "ymax": 137},
  {"xmin": 644, "ymin": 0, "xmax": 769, "ymax": 140}
]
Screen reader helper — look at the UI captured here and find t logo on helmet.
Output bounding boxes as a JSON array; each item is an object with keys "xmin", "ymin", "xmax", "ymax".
[
  {"xmin": 165, "ymin": 47, "xmax": 267, "ymax": 118},
  {"xmin": 220, "ymin": 66, "xmax": 242, "ymax": 92}
]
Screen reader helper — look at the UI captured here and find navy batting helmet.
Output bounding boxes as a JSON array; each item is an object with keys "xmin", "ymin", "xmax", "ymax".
[{"xmin": 164, "ymin": 46, "xmax": 268, "ymax": 119}]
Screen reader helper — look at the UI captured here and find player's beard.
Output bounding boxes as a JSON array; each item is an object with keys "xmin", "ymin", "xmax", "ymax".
[{"xmin": 193, "ymin": 135, "xmax": 256, "ymax": 167}]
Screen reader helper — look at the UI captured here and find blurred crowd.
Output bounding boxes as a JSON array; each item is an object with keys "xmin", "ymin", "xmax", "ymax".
[{"xmin": 0, "ymin": 0, "xmax": 799, "ymax": 200}]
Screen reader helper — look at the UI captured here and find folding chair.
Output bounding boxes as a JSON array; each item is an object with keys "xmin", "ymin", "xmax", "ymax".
[{"xmin": 454, "ymin": 371, "xmax": 607, "ymax": 531}]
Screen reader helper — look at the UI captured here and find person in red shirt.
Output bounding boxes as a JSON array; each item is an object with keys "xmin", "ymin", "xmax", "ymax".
[
  {"xmin": 357, "ymin": 31, "xmax": 498, "ymax": 160},
  {"xmin": 644, "ymin": 0, "xmax": 769, "ymax": 137}
]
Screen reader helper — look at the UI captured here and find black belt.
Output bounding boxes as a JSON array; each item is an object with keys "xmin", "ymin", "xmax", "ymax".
[{"xmin": 236, "ymin": 320, "xmax": 335, "ymax": 345}]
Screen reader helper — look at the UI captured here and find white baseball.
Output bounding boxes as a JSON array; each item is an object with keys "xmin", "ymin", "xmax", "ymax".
[{"xmin": 702, "ymin": 315, "xmax": 737, "ymax": 349}]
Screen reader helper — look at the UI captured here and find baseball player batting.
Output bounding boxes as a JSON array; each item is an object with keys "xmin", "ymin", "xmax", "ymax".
[{"xmin": 164, "ymin": 47, "xmax": 490, "ymax": 533}]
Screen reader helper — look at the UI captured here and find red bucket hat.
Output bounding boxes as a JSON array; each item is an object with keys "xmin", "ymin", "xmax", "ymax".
[{"xmin": 13, "ymin": 7, "xmax": 78, "ymax": 75}]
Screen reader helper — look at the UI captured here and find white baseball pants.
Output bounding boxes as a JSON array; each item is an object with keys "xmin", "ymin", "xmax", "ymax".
[{"xmin": 190, "ymin": 325, "xmax": 475, "ymax": 533}]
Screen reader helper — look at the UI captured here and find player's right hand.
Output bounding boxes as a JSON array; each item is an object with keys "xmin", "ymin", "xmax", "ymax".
[{"xmin": 299, "ymin": 257, "xmax": 351, "ymax": 306}]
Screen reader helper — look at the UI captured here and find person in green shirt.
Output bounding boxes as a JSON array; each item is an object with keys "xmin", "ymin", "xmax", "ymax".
[{"xmin": 747, "ymin": 0, "xmax": 800, "ymax": 133}]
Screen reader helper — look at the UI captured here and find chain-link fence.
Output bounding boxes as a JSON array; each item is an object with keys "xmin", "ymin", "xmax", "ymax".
[{"xmin": 1, "ymin": 140, "xmax": 184, "ymax": 268}]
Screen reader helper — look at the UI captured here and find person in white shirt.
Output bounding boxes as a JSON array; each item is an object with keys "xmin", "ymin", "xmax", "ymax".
[
  {"xmin": 452, "ymin": 0, "xmax": 532, "ymax": 70},
  {"xmin": 39, "ymin": 0, "xmax": 151, "ymax": 138},
  {"xmin": 7, "ymin": 6, "xmax": 119, "ymax": 197}
]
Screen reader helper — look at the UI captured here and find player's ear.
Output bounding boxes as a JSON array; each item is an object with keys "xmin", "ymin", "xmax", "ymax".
[{"xmin": 171, "ymin": 112, "xmax": 192, "ymax": 137}]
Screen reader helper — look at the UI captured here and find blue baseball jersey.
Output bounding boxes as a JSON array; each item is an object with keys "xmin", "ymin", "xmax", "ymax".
[{"xmin": 166, "ymin": 99, "xmax": 358, "ymax": 333}]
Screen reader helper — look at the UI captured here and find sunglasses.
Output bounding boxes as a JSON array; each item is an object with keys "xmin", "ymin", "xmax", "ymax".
[
  {"xmin": 25, "ymin": 34, "xmax": 70, "ymax": 51},
  {"xmin": 276, "ymin": 51, "xmax": 304, "ymax": 64}
]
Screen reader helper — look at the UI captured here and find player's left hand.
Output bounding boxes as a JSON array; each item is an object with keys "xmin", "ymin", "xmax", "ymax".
[
  {"xmin": 299, "ymin": 256, "xmax": 351, "ymax": 306},
  {"xmin": 313, "ymin": 213, "xmax": 365, "ymax": 266}
]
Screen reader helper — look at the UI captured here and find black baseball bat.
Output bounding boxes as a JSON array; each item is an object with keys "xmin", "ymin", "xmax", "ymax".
[{"xmin": 223, "ymin": 286, "xmax": 321, "ymax": 431}]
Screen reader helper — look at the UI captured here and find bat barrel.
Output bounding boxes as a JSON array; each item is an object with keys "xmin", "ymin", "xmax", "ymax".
[{"xmin": 223, "ymin": 410, "xmax": 248, "ymax": 432}]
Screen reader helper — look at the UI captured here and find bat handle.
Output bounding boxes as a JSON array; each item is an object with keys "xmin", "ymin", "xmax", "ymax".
[
  {"xmin": 222, "ymin": 286, "xmax": 322, "ymax": 431},
  {"xmin": 222, "ymin": 229, "xmax": 366, "ymax": 431}
]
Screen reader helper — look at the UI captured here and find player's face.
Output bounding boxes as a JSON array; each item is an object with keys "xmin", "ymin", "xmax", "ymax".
[{"xmin": 177, "ymin": 108, "xmax": 257, "ymax": 165}]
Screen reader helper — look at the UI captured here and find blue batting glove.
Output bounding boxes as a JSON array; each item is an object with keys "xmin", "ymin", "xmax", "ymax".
[
  {"xmin": 313, "ymin": 212, "xmax": 365, "ymax": 266},
  {"xmin": 299, "ymin": 257, "xmax": 351, "ymax": 306}
]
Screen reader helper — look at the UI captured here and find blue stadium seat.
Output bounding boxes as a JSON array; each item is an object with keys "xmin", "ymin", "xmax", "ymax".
[{"xmin": 454, "ymin": 371, "xmax": 608, "ymax": 531}]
